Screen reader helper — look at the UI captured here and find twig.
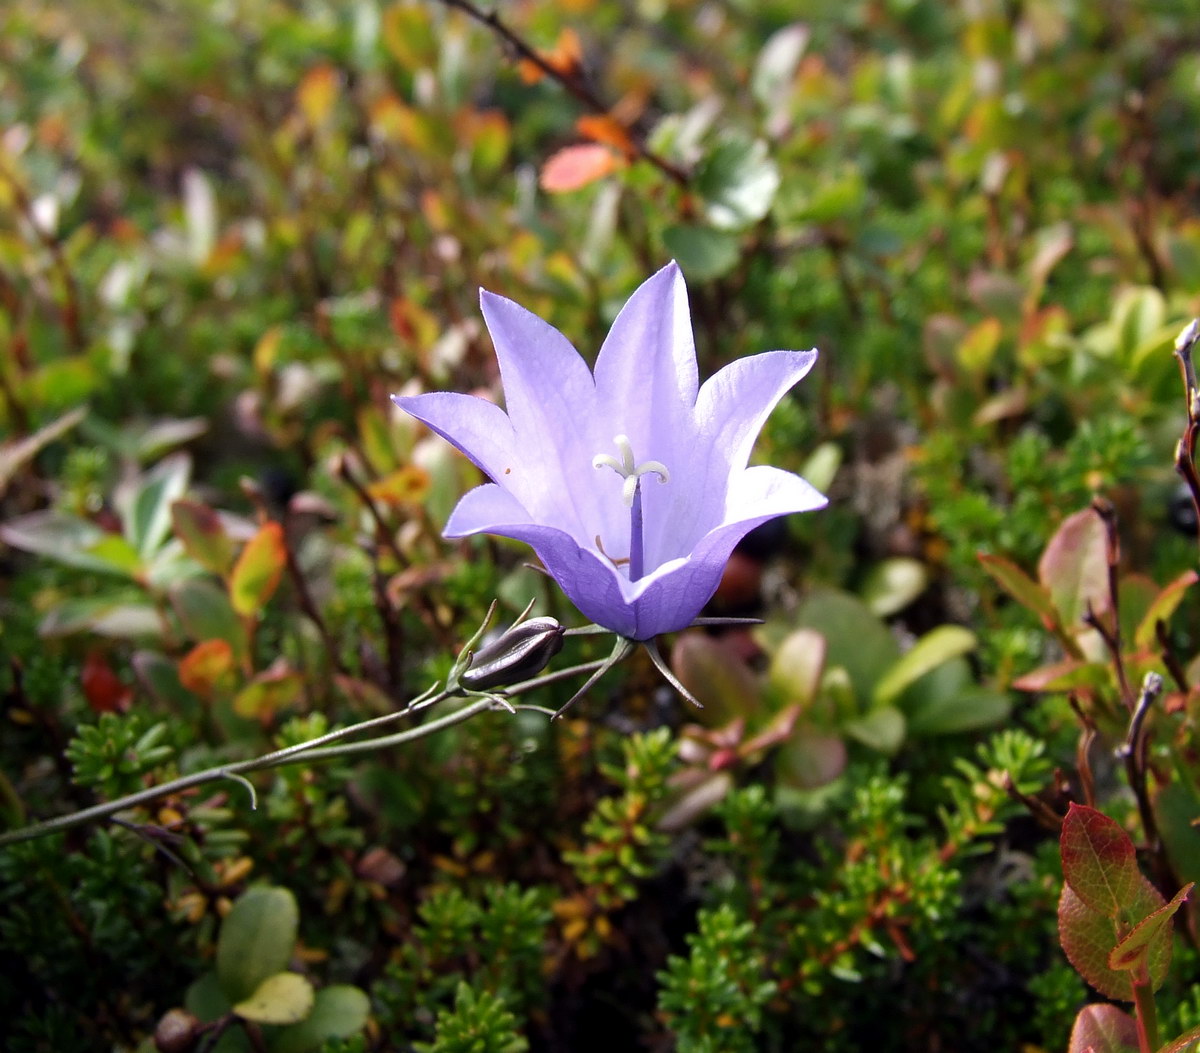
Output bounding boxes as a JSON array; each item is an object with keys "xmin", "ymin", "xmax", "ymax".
[
  {"xmin": 1118, "ymin": 672, "xmax": 1163, "ymax": 857},
  {"xmin": 1155, "ymin": 618, "xmax": 1190, "ymax": 694},
  {"xmin": 435, "ymin": 0, "xmax": 690, "ymax": 187},
  {"xmin": 1068, "ymin": 695, "xmax": 1098, "ymax": 809},
  {"xmin": 1172, "ymin": 320, "xmax": 1200, "ymax": 551},
  {"xmin": 282, "ymin": 508, "xmax": 350, "ymax": 677},
  {"xmin": 1001, "ymin": 772, "xmax": 1064, "ymax": 832},
  {"xmin": 1085, "ymin": 497, "xmax": 1134, "ymax": 709}
]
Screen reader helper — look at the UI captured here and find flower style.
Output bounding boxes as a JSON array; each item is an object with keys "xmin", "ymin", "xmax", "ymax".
[{"xmin": 393, "ymin": 262, "xmax": 826, "ymax": 641}]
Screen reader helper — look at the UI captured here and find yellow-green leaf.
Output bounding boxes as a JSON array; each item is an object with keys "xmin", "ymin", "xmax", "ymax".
[
  {"xmin": 233, "ymin": 972, "xmax": 314, "ymax": 1025},
  {"xmin": 230, "ymin": 522, "xmax": 287, "ymax": 618}
]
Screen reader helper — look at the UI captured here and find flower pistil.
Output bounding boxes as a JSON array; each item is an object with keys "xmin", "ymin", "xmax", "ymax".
[{"xmin": 592, "ymin": 434, "xmax": 669, "ymax": 581}]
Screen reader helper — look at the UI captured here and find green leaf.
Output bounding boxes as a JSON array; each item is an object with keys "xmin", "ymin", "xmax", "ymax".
[
  {"xmin": 978, "ymin": 552, "xmax": 1058, "ymax": 626},
  {"xmin": 795, "ymin": 588, "xmax": 899, "ymax": 705},
  {"xmin": 39, "ymin": 597, "xmax": 163, "ymax": 639},
  {"xmin": 903, "ymin": 655, "xmax": 1011, "ymax": 736},
  {"xmin": 171, "ymin": 579, "xmax": 247, "ymax": 661},
  {"xmin": 186, "ymin": 970, "xmax": 232, "ymax": 1022},
  {"xmin": 1155, "ymin": 781, "xmax": 1200, "ymax": 889},
  {"xmin": 273, "ymin": 985, "xmax": 372, "ymax": 1053},
  {"xmin": 843, "ymin": 706, "xmax": 905, "ymax": 755},
  {"xmin": 1134, "ymin": 570, "xmax": 1198, "ymax": 650},
  {"xmin": 171, "ymin": 499, "xmax": 236, "ymax": 576},
  {"xmin": 775, "ymin": 727, "xmax": 847, "ymax": 790},
  {"xmin": 696, "ymin": 136, "xmax": 780, "ymax": 231},
  {"xmin": 119, "ymin": 452, "xmax": 192, "ymax": 560},
  {"xmin": 216, "ymin": 886, "xmax": 299, "ymax": 1004},
  {"xmin": 0, "ymin": 511, "xmax": 142, "ymax": 576},
  {"xmin": 662, "ymin": 225, "xmax": 741, "ymax": 281},
  {"xmin": 861, "ymin": 558, "xmax": 928, "ymax": 617},
  {"xmin": 1108, "ymin": 884, "xmax": 1193, "ymax": 979},
  {"xmin": 873, "ymin": 625, "xmax": 977, "ymax": 708},
  {"xmin": 229, "ymin": 521, "xmax": 287, "ymax": 617},
  {"xmin": 1157, "ymin": 1022, "xmax": 1200, "ymax": 1053},
  {"xmin": 233, "ymin": 666, "xmax": 305, "ymax": 719},
  {"xmin": 233, "ymin": 971, "xmax": 314, "ymax": 1025},
  {"xmin": 1058, "ymin": 882, "xmax": 1169, "ymax": 1001}
]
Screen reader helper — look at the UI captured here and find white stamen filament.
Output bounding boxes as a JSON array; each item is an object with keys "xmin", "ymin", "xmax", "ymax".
[{"xmin": 592, "ymin": 434, "xmax": 669, "ymax": 508}]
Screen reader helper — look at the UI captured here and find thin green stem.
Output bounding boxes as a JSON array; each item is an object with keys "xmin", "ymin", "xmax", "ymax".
[{"xmin": 0, "ymin": 656, "xmax": 611, "ymax": 849}]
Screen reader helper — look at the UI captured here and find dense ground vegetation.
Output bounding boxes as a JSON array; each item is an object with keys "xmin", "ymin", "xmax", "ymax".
[{"xmin": 2, "ymin": 1, "xmax": 1200, "ymax": 1050}]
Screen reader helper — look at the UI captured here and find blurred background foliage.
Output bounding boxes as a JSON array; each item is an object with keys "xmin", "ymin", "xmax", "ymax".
[{"xmin": 2, "ymin": 0, "xmax": 1200, "ymax": 1050}]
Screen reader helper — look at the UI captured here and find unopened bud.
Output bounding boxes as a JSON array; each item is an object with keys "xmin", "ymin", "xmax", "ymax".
[
  {"xmin": 459, "ymin": 616, "xmax": 565, "ymax": 691},
  {"xmin": 155, "ymin": 1008, "xmax": 202, "ymax": 1053}
]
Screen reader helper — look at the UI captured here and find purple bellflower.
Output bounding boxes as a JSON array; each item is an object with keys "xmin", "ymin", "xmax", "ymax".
[{"xmin": 393, "ymin": 262, "xmax": 826, "ymax": 642}]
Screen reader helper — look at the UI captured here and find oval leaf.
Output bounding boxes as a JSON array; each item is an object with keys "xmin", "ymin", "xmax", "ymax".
[
  {"xmin": 873, "ymin": 625, "xmax": 977, "ymax": 708},
  {"xmin": 171, "ymin": 499, "xmax": 235, "ymax": 576},
  {"xmin": 1108, "ymin": 883, "xmax": 1192, "ymax": 981},
  {"xmin": 1068, "ymin": 1003, "xmax": 1138, "ymax": 1053},
  {"xmin": 671, "ymin": 632, "xmax": 760, "ymax": 727},
  {"xmin": 230, "ymin": 522, "xmax": 287, "ymax": 618},
  {"xmin": 234, "ymin": 972, "xmax": 314, "ymax": 1025},
  {"xmin": 1038, "ymin": 508, "xmax": 1109, "ymax": 632},
  {"xmin": 540, "ymin": 144, "xmax": 621, "ymax": 193},
  {"xmin": 216, "ymin": 886, "xmax": 299, "ymax": 1004},
  {"xmin": 273, "ymin": 985, "xmax": 372, "ymax": 1053},
  {"xmin": 1061, "ymin": 803, "xmax": 1146, "ymax": 918}
]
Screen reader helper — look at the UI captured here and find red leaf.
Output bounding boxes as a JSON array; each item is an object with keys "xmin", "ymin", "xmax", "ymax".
[
  {"xmin": 1061, "ymin": 803, "xmax": 1145, "ymax": 918},
  {"xmin": 1038, "ymin": 508, "xmax": 1108, "ymax": 632},
  {"xmin": 81, "ymin": 649, "xmax": 132, "ymax": 714},
  {"xmin": 540, "ymin": 144, "xmax": 621, "ymax": 193}
]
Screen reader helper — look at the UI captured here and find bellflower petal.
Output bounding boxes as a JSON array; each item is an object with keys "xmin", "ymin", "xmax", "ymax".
[{"xmin": 392, "ymin": 262, "xmax": 827, "ymax": 640}]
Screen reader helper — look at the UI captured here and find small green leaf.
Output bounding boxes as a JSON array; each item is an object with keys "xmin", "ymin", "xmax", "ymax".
[
  {"xmin": 670, "ymin": 633, "xmax": 760, "ymax": 726},
  {"xmin": 1109, "ymin": 884, "xmax": 1193, "ymax": 979},
  {"xmin": 229, "ymin": 521, "xmax": 288, "ymax": 617},
  {"xmin": 119, "ymin": 453, "xmax": 191, "ymax": 560},
  {"xmin": 233, "ymin": 972, "xmax": 314, "ymax": 1025},
  {"xmin": 751, "ymin": 23, "xmax": 809, "ymax": 108},
  {"xmin": 273, "ymin": 985, "xmax": 372, "ymax": 1053},
  {"xmin": 843, "ymin": 706, "xmax": 905, "ymax": 755},
  {"xmin": 696, "ymin": 136, "xmax": 780, "ymax": 231},
  {"xmin": 0, "ymin": 512, "xmax": 140, "ymax": 576},
  {"xmin": 873, "ymin": 625, "xmax": 977, "ymax": 708},
  {"xmin": 978, "ymin": 552, "xmax": 1058, "ymax": 626},
  {"xmin": 861, "ymin": 558, "xmax": 928, "ymax": 618},
  {"xmin": 795, "ymin": 589, "xmax": 899, "ymax": 704},
  {"xmin": 662, "ymin": 225, "xmax": 741, "ymax": 281},
  {"xmin": 1134, "ymin": 570, "xmax": 1198, "ymax": 649},
  {"xmin": 216, "ymin": 886, "xmax": 299, "ymax": 1004}
]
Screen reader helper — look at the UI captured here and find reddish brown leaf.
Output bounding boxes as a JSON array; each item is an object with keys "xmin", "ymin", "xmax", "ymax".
[
  {"xmin": 539, "ymin": 144, "xmax": 622, "ymax": 193},
  {"xmin": 1133, "ymin": 570, "xmax": 1199, "ymax": 650},
  {"xmin": 575, "ymin": 114, "xmax": 637, "ymax": 157},
  {"xmin": 1061, "ymin": 804, "xmax": 1143, "ymax": 918},
  {"xmin": 1068, "ymin": 1003, "xmax": 1138, "ymax": 1053},
  {"xmin": 171, "ymin": 499, "xmax": 235, "ymax": 576},
  {"xmin": 81, "ymin": 649, "xmax": 133, "ymax": 714}
]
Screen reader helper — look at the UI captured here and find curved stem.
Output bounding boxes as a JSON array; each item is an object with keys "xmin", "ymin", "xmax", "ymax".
[{"xmin": 0, "ymin": 658, "xmax": 611, "ymax": 849}]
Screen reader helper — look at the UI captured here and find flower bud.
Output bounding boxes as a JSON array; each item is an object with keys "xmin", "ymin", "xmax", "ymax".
[{"xmin": 459, "ymin": 616, "xmax": 565, "ymax": 691}]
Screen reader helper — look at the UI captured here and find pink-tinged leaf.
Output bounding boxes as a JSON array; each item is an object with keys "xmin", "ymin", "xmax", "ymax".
[
  {"xmin": 171, "ymin": 499, "xmax": 235, "ymax": 576},
  {"xmin": 657, "ymin": 771, "xmax": 734, "ymax": 832},
  {"xmin": 1108, "ymin": 883, "xmax": 1193, "ymax": 981},
  {"xmin": 671, "ymin": 632, "xmax": 761, "ymax": 728},
  {"xmin": 1134, "ymin": 570, "xmax": 1199, "ymax": 650},
  {"xmin": 739, "ymin": 704, "xmax": 801, "ymax": 757},
  {"xmin": 775, "ymin": 726, "xmax": 847, "ymax": 790},
  {"xmin": 768, "ymin": 628, "xmax": 826, "ymax": 708},
  {"xmin": 1012, "ymin": 658, "xmax": 1099, "ymax": 693},
  {"xmin": 978, "ymin": 552, "xmax": 1058, "ymax": 626},
  {"xmin": 1157, "ymin": 1022, "xmax": 1200, "ymax": 1053},
  {"xmin": 229, "ymin": 522, "xmax": 287, "ymax": 618},
  {"xmin": 1061, "ymin": 804, "xmax": 1145, "ymax": 917},
  {"xmin": 1038, "ymin": 508, "xmax": 1109, "ymax": 632},
  {"xmin": 539, "ymin": 144, "xmax": 622, "ymax": 192},
  {"xmin": 1068, "ymin": 1003, "xmax": 1139, "ymax": 1053}
]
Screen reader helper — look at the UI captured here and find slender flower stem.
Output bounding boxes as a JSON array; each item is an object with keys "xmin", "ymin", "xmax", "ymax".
[{"xmin": 0, "ymin": 657, "xmax": 609, "ymax": 848}]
